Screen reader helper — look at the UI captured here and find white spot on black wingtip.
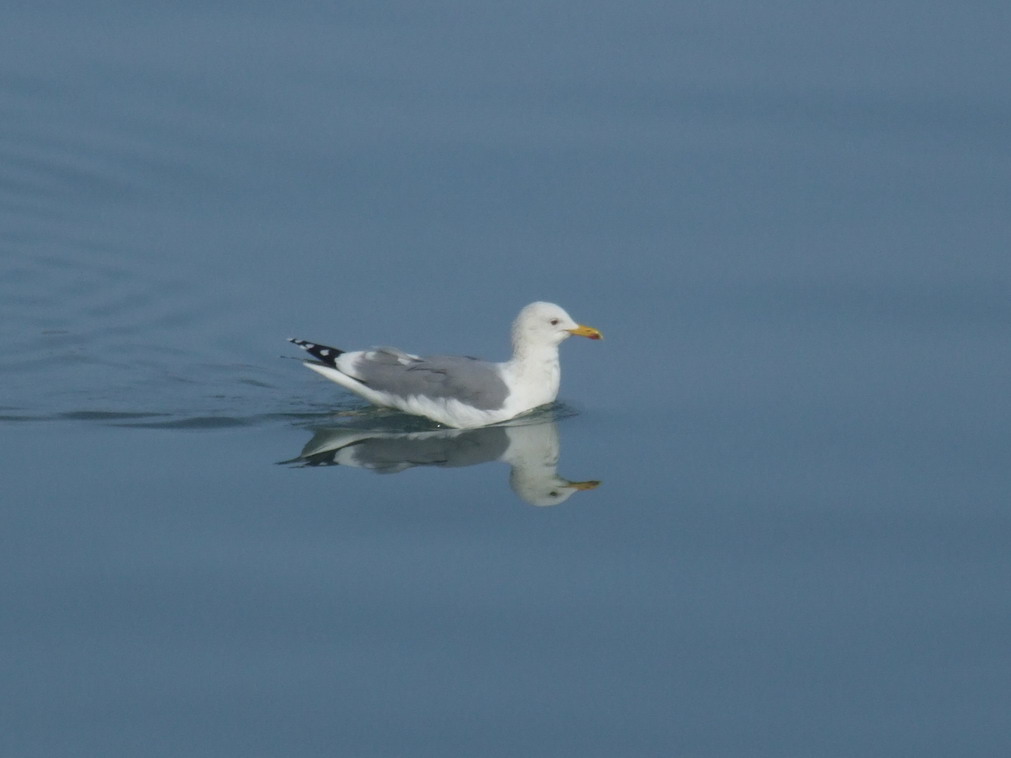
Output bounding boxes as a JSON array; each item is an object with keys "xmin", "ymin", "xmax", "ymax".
[{"xmin": 288, "ymin": 337, "xmax": 345, "ymax": 366}]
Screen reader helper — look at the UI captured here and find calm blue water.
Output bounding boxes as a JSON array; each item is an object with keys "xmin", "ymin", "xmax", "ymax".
[{"xmin": 3, "ymin": 3, "xmax": 1010, "ymax": 756}]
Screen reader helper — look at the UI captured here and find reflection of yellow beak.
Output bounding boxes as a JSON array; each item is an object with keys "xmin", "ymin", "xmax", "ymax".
[
  {"xmin": 568, "ymin": 479, "xmax": 601, "ymax": 491},
  {"xmin": 568, "ymin": 324, "xmax": 603, "ymax": 340}
]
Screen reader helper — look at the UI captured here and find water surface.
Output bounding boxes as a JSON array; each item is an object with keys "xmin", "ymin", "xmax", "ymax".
[{"xmin": 3, "ymin": 2, "xmax": 1010, "ymax": 756}]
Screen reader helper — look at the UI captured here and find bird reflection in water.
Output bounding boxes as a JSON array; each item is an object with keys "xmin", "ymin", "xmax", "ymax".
[{"xmin": 283, "ymin": 413, "xmax": 599, "ymax": 507}]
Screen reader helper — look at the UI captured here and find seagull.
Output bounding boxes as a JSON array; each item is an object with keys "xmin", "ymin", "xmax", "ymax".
[{"xmin": 289, "ymin": 301, "xmax": 602, "ymax": 428}]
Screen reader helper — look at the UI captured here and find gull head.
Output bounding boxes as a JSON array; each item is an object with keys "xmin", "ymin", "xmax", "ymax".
[{"xmin": 512, "ymin": 301, "xmax": 603, "ymax": 350}]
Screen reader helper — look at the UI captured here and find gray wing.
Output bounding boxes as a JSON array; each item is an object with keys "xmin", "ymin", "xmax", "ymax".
[{"xmin": 353, "ymin": 350, "xmax": 510, "ymax": 411}]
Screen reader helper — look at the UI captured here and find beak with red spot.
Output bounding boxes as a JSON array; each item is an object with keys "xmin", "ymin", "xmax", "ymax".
[{"xmin": 568, "ymin": 324, "xmax": 603, "ymax": 340}]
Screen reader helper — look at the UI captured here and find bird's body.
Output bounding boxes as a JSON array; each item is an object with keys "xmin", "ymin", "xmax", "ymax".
[{"xmin": 289, "ymin": 301, "xmax": 601, "ymax": 428}]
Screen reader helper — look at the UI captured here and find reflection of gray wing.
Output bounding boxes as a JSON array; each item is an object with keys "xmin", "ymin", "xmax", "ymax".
[
  {"xmin": 353, "ymin": 351, "xmax": 510, "ymax": 411},
  {"xmin": 294, "ymin": 426, "xmax": 510, "ymax": 473}
]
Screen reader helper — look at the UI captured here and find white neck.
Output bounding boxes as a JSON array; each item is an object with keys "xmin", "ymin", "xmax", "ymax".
[{"xmin": 504, "ymin": 339, "xmax": 562, "ymax": 409}]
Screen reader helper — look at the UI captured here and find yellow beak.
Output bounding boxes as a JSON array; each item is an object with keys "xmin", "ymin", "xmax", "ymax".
[
  {"xmin": 568, "ymin": 479, "xmax": 601, "ymax": 491},
  {"xmin": 568, "ymin": 324, "xmax": 603, "ymax": 340}
]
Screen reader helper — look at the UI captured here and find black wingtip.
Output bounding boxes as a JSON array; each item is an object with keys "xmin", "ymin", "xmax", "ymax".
[{"xmin": 288, "ymin": 338, "xmax": 345, "ymax": 367}]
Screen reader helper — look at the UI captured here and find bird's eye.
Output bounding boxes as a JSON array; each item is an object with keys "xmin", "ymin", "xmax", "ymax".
[{"xmin": 550, "ymin": 318, "xmax": 559, "ymax": 326}]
